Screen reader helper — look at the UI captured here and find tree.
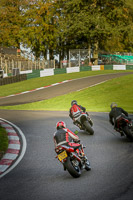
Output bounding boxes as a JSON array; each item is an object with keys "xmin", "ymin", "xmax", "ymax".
[
  {"xmin": 0, "ymin": 0, "xmax": 28, "ymax": 48},
  {"xmin": 58, "ymin": 0, "xmax": 133, "ymax": 63},
  {"xmin": 1, "ymin": 0, "xmax": 133, "ymax": 63},
  {"xmin": 21, "ymin": 0, "xmax": 59, "ymax": 59}
]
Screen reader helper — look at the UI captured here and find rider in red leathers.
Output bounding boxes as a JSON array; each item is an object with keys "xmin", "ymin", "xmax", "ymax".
[
  {"xmin": 69, "ymin": 100, "xmax": 93, "ymax": 129},
  {"xmin": 53, "ymin": 121, "xmax": 91, "ymax": 170},
  {"xmin": 54, "ymin": 121, "xmax": 81, "ymax": 148}
]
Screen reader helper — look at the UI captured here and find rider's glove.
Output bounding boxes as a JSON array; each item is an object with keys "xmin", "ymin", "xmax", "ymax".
[{"xmin": 74, "ymin": 139, "xmax": 80, "ymax": 143}]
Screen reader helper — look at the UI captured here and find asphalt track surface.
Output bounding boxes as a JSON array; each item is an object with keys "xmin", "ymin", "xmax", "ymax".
[
  {"xmin": 0, "ymin": 72, "xmax": 133, "ymax": 200},
  {"xmin": 0, "ymin": 110, "xmax": 133, "ymax": 200},
  {"xmin": 0, "ymin": 71, "xmax": 133, "ymax": 106}
]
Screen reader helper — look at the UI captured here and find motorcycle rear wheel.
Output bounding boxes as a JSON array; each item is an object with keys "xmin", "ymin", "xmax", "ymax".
[
  {"xmin": 64, "ymin": 157, "xmax": 81, "ymax": 178},
  {"xmin": 83, "ymin": 120, "xmax": 94, "ymax": 135},
  {"xmin": 123, "ymin": 126, "xmax": 133, "ymax": 141}
]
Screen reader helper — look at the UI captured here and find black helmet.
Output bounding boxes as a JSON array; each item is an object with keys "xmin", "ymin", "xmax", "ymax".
[
  {"xmin": 71, "ymin": 100, "xmax": 77, "ymax": 106},
  {"xmin": 110, "ymin": 102, "xmax": 117, "ymax": 109}
]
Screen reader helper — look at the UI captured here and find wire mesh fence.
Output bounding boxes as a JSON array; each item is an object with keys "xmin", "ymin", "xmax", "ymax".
[
  {"xmin": 1, "ymin": 47, "xmax": 133, "ymax": 75},
  {"xmin": 0, "ymin": 53, "xmax": 55, "ymax": 74}
]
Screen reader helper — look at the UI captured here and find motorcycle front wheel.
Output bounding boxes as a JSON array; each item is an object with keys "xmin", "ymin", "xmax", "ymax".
[
  {"xmin": 83, "ymin": 120, "xmax": 94, "ymax": 135},
  {"xmin": 64, "ymin": 157, "xmax": 81, "ymax": 178}
]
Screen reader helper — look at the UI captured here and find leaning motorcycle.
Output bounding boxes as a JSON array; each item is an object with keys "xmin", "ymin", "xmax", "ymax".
[
  {"xmin": 74, "ymin": 112, "xmax": 94, "ymax": 135},
  {"xmin": 55, "ymin": 143, "xmax": 91, "ymax": 178},
  {"xmin": 115, "ymin": 114, "xmax": 133, "ymax": 141}
]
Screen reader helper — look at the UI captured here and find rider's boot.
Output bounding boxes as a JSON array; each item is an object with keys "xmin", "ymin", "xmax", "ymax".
[
  {"xmin": 63, "ymin": 165, "xmax": 66, "ymax": 171},
  {"xmin": 119, "ymin": 130, "xmax": 124, "ymax": 137},
  {"xmin": 83, "ymin": 156, "xmax": 91, "ymax": 171},
  {"xmin": 89, "ymin": 119, "xmax": 93, "ymax": 126}
]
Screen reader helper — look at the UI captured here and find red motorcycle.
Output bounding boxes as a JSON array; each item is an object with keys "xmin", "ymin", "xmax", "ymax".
[
  {"xmin": 115, "ymin": 114, "xmax": 133, "ymax": 141},
  {"xmin": 55, "ymin": 143, "xmax": 91, "ymax": 178}
]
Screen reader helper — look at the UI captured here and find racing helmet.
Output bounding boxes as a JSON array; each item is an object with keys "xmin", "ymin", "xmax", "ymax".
[
  {"xmin": 110, "ymin": 102, "xmax": 117, "ymax": 109},
  {"xmin": 71, "ymin": 100, "xmax": 77, "ymax": 106},
  {"xmin": 56, "ymin": 121, "xmax": 66, "ymax": 130}
]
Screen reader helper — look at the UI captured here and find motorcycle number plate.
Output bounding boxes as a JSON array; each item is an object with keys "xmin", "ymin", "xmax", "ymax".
[{"xmin": 58, "ymin": 151, "xmax": 67, "ymax": 161}]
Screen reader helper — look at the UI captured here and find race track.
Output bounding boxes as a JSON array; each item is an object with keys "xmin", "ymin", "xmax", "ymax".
[
  {"xmin": 0, "ymin": 72, "xmax": 133, "ymax": 200},
  {"xmin": 0, "ymin": 71, "xmax": 132, "ymax": 106},
  {"xmin": 0, "ymin": 110, "xmax": 133, "ymax": 200}
]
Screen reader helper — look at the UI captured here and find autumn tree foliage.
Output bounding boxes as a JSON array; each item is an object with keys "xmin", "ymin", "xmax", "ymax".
[
  {"xmin": 59, "ymin": 0, "xmax": 133, "ymax": 54},
  {"xmin": 0, "ymin": 0, "xmax": 133, "ymax": 60},
  {"xmin": 21, "ymin": 0, "xmax": 59, "ymax": 59},
  {"xmin": 0, "ymin": 0, "xmax": 29, "ymax": 48}
]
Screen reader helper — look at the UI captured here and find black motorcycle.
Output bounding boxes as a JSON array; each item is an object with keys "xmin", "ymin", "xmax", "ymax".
[
  {"xmin": 115, "ymin": 114, "xmax": 133, "ymax": 141},
  {"xmin": 55, "ymin": 143, "xmax": 91, "ymax": 178}
]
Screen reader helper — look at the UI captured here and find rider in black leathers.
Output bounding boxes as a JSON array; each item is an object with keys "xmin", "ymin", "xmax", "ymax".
[{"xmin": 109, "ymin": 102, "xmax": 129, "ymax": 135}]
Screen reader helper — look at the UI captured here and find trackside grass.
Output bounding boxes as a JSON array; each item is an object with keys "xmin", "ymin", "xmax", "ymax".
[
  {"xmin": 1, "ymin": 73, "xmax": 133, "ymax": 113},
  {"xmin": 0, "ymin": 70, "xmax": 129, "ymax": 97},
  {"xmin": 0, "ymin": 126, "xmax": 8, "ymax": 159}
]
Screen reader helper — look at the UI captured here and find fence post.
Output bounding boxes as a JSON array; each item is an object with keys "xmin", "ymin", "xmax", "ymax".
[
  {"xmin": 1, "ymin": 56, "xmax": 2, "ymax": 69},
  {"xmin": 54, "ymin": 59, "xmax": 55, "ymax": 69},
  {"xmin": 18, "ymin": 60, "xmax": 21, "ymax": 71},
  {"xmin": 5, "ymin": 60, "xmax": 8, "ymax": 74},
  {"xmin": 69, "ymin": 50, "xmax": 71, "ymax": 67},
  {"xmin": 79, "ymin": 49, "xmax": 80, "ymax": 67}
]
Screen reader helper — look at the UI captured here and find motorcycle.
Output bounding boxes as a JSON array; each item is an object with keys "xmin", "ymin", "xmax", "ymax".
[
  {"xmin": 73, "ymin": 112, "xmax": 94, "ymax": 135},
  {"xmin": 115, "ymin": 114, "xmax": 133, "ymax": 141},
  {"xmin": 55, "ymin": 143, "xmax": 91, "ymax": 178}
]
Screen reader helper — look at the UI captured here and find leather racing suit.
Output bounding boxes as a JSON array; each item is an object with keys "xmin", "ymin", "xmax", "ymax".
[
  {"xmin": 54, "ymin": 127, "xmax": 81, "ymax": 148},
  {"xmin": 109, "ymin": 107, "xmax": 128, "ymax": 128}
]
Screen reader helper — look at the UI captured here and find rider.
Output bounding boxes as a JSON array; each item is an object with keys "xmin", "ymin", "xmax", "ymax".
[
  {"xmin": 69, "ymin": 100, "xmax": 93, "ymax": 129},
  {"xmin": 53, "ymin": 121, "xmax": 91, "ymax": 169},
  {"xmin": 109, "ymin": 102, "xmax": 129, "ymax": 135},
  {"xmin": 54, "ymin": 121, "xmax": 81, "ymax": 148}
]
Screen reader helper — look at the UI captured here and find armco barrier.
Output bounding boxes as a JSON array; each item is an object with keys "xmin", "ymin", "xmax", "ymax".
[
  {"xmin": 104, "ymin": 65, "xmax": 113, "ymax": 70},
  {"xmin": 19, "ymin": 65, "xmax": 133, "ymax": 80},
  {"xmin": 113, "ymin": 65, "xmax": 126, "ymax": 70},
  {"xmin": 92, "ymin": 65, "xmax": 101, "ymax": 71},
  {"xmin": 54, "ymin": 68, "xmax": 66, "ymax": 75},
  {"xmin": 20, "ymin": 70, "xmax": 32, "ymax": 75},
  {"xmin": 66, "ymin": 67, "xmax": 79, "ymax": 73},
  {"xmin": 100, "ymin": 65, "xmax": 104, "ymax": 70},
  {"xmin": 40, "ymin": 69, "xmax": 54, "ymax": 77},
  {"xmin": 27, "ymin": 69, "xmax": 41, "ymax": 80},
  {"xmin": 1, "ymin": 65, "xmax": 133, "ymax": 85},
  {"xmin": 126, "ymin": 65, "xmax": 133, "ymax": 70},
  {"xmin": 80, "ymin": 66, "xmax": 91, "ymax": 71}
]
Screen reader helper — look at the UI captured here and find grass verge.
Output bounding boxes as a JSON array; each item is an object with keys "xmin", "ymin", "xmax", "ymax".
[
  {"xmin": 0, "ymin": 74, "xmax": 133, "ymax": 113},
  {"xmin": 0, "ymin": 126, "xmax": 8, "ymax": 159}
]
